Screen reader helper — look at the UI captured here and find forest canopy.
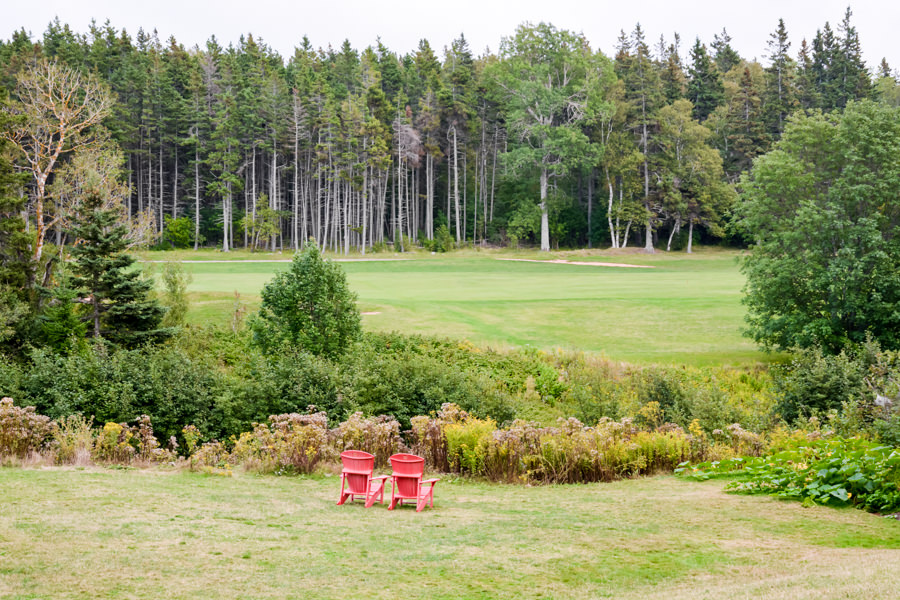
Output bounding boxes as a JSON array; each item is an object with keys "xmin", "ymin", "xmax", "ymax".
[{"xmin": 1, "ymin": 9, "xmax": 896, "ymax": 257}]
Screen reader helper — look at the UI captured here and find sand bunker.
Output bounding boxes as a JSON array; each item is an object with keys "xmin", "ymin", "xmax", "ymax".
[{"xmin": 497, "ymin": 258, "xmax": 654, "ymax": 268}]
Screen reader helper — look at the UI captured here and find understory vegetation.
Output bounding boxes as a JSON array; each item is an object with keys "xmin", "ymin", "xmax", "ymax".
[{"xmin": 2, "ymin": 323, "xmax": 899, "ymax": 499}]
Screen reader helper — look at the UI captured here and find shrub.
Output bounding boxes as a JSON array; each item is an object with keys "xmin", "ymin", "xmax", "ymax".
[
  {"xmin": 230, "ymin": 412, "xmax": 331, "ymax": 474},
  {"xmin": 161, "ymin": 215, "xmax": 195, "ymax": 249},
  {"xmin": 52, "ymin": 414, "xmax": 94, "ymax": 465},
  {"xmin": 346, "ymin": 351, "xmax": 483, "ymax": 428},
  {"xmin": 422, "ymin": 225, "xmax": 455, "ymax": 253},
  {"xmin": 22, "ymin": 345, "xmax": 221, "ymax": 442},
  {"xmin": 214, "ymin": 349, "xmax": 344, "ymax": 437},
  {"xmin": 159, "ymin": 261, "xmax": 192, "ymax": 327},
  {"xmin": 774, "ymin": 347, "xmax": 867, "ymax": 422},
  {"xmin": 0, "ymin": 397, "xmax": 55, "ymax": 457},
  {"xmin": 331, "ymin": 412, "xmax": 404, "ymax": 468},
  {"xmin": 444, "ymin": 416, "xmax": 496, "ymax": 475},
  {"xmin": 250, "ymin": 241, "xmax": 360, "ymax": 358}
]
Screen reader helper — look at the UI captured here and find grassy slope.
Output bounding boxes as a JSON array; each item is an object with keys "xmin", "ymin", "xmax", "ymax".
[
  {"xmin": 144, "ymin": 247, "xmax": 767, "ymax": 366},
  {"xmin": 2, "ymin": 468, "xmax": 898, "ymax": 599}
]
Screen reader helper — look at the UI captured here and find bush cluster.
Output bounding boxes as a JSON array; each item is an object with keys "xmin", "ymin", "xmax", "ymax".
[
  {"xmin": 1, "ymin": 398, "xmax": 750, "ymax": 486},
  {"xmin": 3, "ymin": 326, "xmax": 900, "ymax": 456},
  {"xmin": 0, "ymin": 398, "xmax": 174, "ymax": 465}
]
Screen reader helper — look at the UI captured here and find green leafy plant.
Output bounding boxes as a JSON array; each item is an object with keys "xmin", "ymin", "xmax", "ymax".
[
  {"xmin": 679, "ymin": 436, "xmax": 900, "ymax": 513},
  {"xmin": 250, "ymin": 242, "xmax": 360, "ymax": 358}
]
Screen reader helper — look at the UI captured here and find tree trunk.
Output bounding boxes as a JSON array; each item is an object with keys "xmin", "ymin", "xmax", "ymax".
[
  {"xmin": 606, "ymin": 167, "xmax": 617, "ymax": 249},
  {"xmin": 666, "ymin": 217, "xmax": 681, "ymax": 252},
  {"xmin": 587, "ymin": 169, "xmax": 594, "ymax": 248},
  {"xmin": 687, "ymin": 219, "xmax": 694, "ymax": 254},
  {"xmin": 193, "ymin": 145, "xmax": 200, "ymax": 250},
  {"xmin": 540, "ymin": 167, "xmax": 550, "ymax": 252},
  {"xmin": 452, "ymin": 126, "xmax": 461, "ymax": 243},
  {"xmin": 642, "ymin": 120, "xmax": 654, "ymax": 253}
]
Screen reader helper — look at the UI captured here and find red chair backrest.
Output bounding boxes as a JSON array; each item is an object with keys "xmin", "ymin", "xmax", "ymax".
[
  {"xmin": 389, "ymin": 453, "xmax": 425, "ymax": 477},
  {"xmin": 341, "ymin": 450, "xmax": 375, "ymax": 473}
]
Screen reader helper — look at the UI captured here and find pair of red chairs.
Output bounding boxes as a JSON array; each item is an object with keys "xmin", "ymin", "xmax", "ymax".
[{"xmin": 336, "ymin": 451, "xmax": 440, "ymax": 512}]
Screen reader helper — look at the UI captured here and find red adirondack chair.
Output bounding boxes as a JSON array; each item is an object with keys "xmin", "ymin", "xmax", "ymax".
[
  {"xmin": 388, "ymin": 453, "xmax": 440, "ymax": 512},
  {"xmin": 337, "ymin": 450, "xmax": 389, "ymax": 508}
]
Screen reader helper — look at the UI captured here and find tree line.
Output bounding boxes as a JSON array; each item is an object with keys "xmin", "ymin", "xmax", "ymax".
[{"xmin": 2, "ymin": 8, "xmax": 899, "ymax": 258}]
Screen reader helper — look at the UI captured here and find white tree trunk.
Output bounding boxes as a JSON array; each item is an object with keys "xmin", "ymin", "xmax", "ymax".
[
  {"xmin": 540, "ymin": 167, "xmax": 550, "ymax": 252},
  {"xmin": 687, "ymin": 219, "xmax": 694, "ymax": 254},
  {"xmin": 452, "ymin": 126, "xmax": 461, "ymax": 243}
]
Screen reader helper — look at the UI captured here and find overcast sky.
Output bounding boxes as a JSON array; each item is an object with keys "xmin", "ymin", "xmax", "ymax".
[{"xmin": 3, "ymin": 1, "xmax": 898, "ymax": 71}]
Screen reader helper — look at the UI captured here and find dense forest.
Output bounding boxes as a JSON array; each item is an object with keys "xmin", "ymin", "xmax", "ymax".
[{"xmin": 2, "ymin": 8, "xmax": 899, "ymax": 255}]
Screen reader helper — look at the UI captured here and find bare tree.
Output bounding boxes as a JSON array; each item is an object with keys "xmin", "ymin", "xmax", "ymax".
[{"xmin": 2, "ymin": 59, "xmax": 113, "ymax": 265}]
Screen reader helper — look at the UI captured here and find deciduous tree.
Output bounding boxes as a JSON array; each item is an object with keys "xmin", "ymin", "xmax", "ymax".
[
  {"xmin": 492, "ymin": 22, "xmax": 614, "ymax": 251},
  {"xmin": 738, "ymin": 101, "xmax": 900, "ymax": 352},
  {"xmin": 2, "ymin": 59, "xmax": 112, "ymax": 267}
]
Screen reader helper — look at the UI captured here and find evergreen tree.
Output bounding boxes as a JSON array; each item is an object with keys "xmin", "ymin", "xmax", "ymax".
[
  {"xmin": 616, "ymin": 24, "xmax": 663, "ymax": 251},
  {"xmin": 0, "ymin": 88, "xmax": 32, "ymax": 347},
  {"xmin": 763, "ymin": 19, "xmax": 797, "ymax": 136},
  {"xmin": 658, "ymin": 34, "xmax": 687, "ymax": 103},
  {"xmin": 726, "ymin": 66, "xmax": 769, "ymax": 177},
  {"xmin": 795, "ymin": 38, "xmax": 820, "ymax": 110},
  {"xmin": 711, "ymin": 28, "xmax": 741, "ymax": 73},
  {"xmin": 687, "ymin": 38, "xmax": 724, "ymax": 121},
  {"xmin": 832, "ymin": 7, "xmax": 871, "ymax": 106},
  {"xmin": 69, "ymin": 175, "xmax": 171, "ymax": 347}
]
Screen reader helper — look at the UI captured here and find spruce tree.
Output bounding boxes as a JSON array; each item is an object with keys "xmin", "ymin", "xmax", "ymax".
[
  {"xmin": 763, "ymin": 18, "xmax": 798, "ymax": 136},
  {"xmin": 658, "ymin": 34, "xmax": 687, "ymax": 103},
  {"xmin": 711, "ymin": 28, "xmax": 741, "ymax": 73},
  {"xmin": 796, "ymin": 39, "xmax": 820, "ymax": 110},
  {"xmin": 69, "ymin": 179, "xmax": 171, "ymax": 348},
  {"xmin": 687, "ymin": 38, "xmax": 724, "ymax": 121},
  {"xmin": 0, "ymin": 88, "xmax": 32, "ymax": 347}
]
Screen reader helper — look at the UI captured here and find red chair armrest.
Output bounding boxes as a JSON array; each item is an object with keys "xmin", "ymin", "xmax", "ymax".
[
  {"xmin": 370, "ymin": 475, "xmax": 390, "ymax": 481},
  {"xmin": 421, "ymin": 478, "xmax": 440, "ymax": 484}
]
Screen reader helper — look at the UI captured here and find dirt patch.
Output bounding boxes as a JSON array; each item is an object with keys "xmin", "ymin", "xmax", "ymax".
[
  {"xmin": 361, "ymin": 311, "xmax": 382, "ymax": 315},
  {"xmin": 497, "ymin": 258, "xmax": 654, "ymax": 269}
]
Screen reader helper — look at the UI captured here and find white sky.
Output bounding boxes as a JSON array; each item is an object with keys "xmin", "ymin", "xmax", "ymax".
[{"xmin": 3, "ymin": 0, "xmax": 898, "ymax": 70}]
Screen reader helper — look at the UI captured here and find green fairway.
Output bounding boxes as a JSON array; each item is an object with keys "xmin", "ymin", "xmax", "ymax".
[
  {"xmin": 148, "ymin": 248, "xmax": 766, "ymax": 365},
  {"xmin": 2, "ymin": 468, "xmax": 899, "ymax": 600}
]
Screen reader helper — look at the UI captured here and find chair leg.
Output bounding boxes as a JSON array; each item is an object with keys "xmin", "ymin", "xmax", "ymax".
[{"xmin": 337, "ymin": 476, "xmax": 347, "ymax": 505}]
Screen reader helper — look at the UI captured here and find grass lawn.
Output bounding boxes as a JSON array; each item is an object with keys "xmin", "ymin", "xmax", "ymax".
[
  {"xmin": 2, "ymin": 467, "xmax": 899, "ymax": 599},
  {"xmin": 143, "ymin": 247, "xmax": 768, "ymax": 366}
]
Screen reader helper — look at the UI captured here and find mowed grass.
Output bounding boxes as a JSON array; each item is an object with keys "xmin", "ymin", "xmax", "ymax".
[
  {"xmin": 146, "ymin": 247, "xmax": 766, "ymax": 366},
  {"xmin": 2, "ymin": 468, "xmax": 899, "ymax": 599}
]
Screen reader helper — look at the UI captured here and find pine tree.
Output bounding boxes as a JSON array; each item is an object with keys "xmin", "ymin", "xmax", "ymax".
[
  {"xmin": 0, "ymin": 88, "xmax": 32, "ymax": 347},
  {"xmin": 69, "ymin": 177, "xmax": 171, "ymax": 347},
  {"xmin": 763, "ymin": 19, "xmax": 797, "ymax": 136},
  {"xmin": 726, "ymin": 66, "xmax": 769, "ymax": 176},
  {"xmin": 796, "ymin": 38, "xmax": 820, "ymax": 110},
  {"xmin": 711, "ymin": 28, "xmax": 741, "ymax": 73},
  {"xmin": 616, "ymin": 24, "xmax": 663, "ymax": 251},
  {"xmin": 658, "ymin": 34, "xmax": 687, "ymax": 103},
  {"xmin": 687, "ymin": 38, "xmax": 724, "ymax": 122}
]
